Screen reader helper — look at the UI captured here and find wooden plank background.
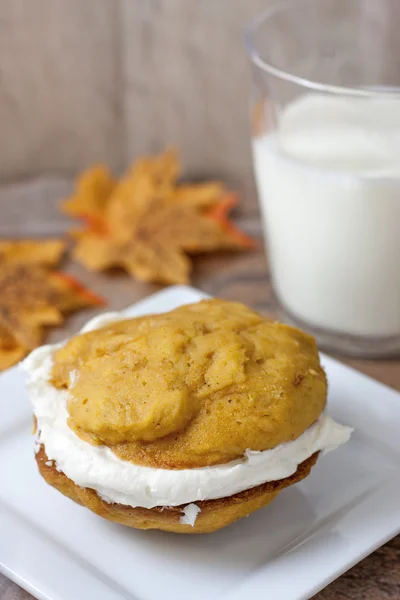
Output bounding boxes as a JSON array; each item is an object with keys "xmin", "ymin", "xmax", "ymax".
[
  {"xmin": 1, "ymin": 0, "xmax": 399, "ymax": 206},
  {"xmin": 0, "ymin": 0, "xmax": 122, "ymax": 180},
  {"xmin": 0, "ymin": 0, "xmax": 270, "ymax": 207}
]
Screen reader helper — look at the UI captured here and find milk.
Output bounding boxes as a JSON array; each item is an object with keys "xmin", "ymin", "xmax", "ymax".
[{"xmin": 252, "ymin": 95, "xmax": 400, "ymax": 338}]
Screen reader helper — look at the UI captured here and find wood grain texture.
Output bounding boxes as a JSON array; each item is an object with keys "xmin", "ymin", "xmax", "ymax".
[
  {"xmin": 0, "ymin": 578, "xmax": 32, "ymax": 600},
  {"xmin": 0, "ymin": 0, "xmax": 399, "ymax": 203},
  {"xmin": 0, "ymin": 0, "xmax": 271, "ymax": 207},
  {"xmin": 0, "ymin": 0, "xmax": 122, "ymax": 181},
  {"xmin": 119, "ymin": 0, "xmax": 269, "ymax": 204},
  {"xmin": 0, "ymin": 179, "xmax": 399, "ymax": 600},
  {"xmin": 0, "ymin": 177, "xmax": 72, "ymax": 237}
]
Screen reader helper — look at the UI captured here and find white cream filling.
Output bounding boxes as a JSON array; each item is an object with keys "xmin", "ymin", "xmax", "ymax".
[
  {"xmin": 22, "ymin": 312, "xmax": 352, "ymax": 510},
  {"xmin": 180, "ymin": 504, "xmax": 201, "ymax": 527}
]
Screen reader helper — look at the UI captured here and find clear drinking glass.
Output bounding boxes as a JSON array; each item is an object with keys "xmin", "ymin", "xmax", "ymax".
[{"xmin": 246, "ymin": 0, "xmax": 400, "ymax": 357}]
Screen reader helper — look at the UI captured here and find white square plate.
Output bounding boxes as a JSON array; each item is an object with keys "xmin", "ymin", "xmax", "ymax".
[{"xmin": 1, "ymin": 285, "xmax": 400, "ymax": 600}]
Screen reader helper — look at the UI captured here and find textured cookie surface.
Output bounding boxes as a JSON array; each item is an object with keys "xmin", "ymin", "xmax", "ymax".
[{"xmin": 52, "ymin": 299, "xmax": 327, "ymax": 468}]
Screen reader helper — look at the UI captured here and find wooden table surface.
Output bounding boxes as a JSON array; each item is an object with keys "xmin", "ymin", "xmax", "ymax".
[{"xmin": 1, "ymin": 192, "xmax": 399, "ymax": 600}]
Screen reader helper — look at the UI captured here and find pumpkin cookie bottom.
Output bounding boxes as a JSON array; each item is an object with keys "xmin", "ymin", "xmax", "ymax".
[{"xmin": 36, "ymin": 446, "xmax": 319, "ymax": 534}]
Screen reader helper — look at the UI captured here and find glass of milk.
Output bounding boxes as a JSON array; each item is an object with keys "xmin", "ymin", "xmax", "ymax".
[{"xmin": 246, "ymin": 0, "xmax": 400, "ymax": 357}]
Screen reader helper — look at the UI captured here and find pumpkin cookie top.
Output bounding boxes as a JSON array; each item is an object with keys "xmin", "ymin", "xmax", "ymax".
[{"xmin": 52, "ymin": 300, "xmax": 327, "ymax": 469}]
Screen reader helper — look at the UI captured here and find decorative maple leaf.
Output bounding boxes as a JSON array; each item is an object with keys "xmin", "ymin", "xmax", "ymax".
[
  {"xmin": 62, "ymin": 150, "xmax": 228, "ymax": 223},
  {"xmin": 65, "ymin": 149, "xmax": 255, "ymax": 285},
  {"xmin": 167, "ymin": 181, "xmax": 227, "ymax": 210},
  {"xmin": 61, "ymin": 165, "xmax": 116, "ymax": 219},
  {"xmin": 0, "ymin": 240, "xmax": 105, "ymax": 370},
  {"xmin": 0, "ymin": 239, "xmax": 65, "ymax": 266},
  {"xmin": 73, "ymin": 195, "xmax": 254, "ymax": 285}
]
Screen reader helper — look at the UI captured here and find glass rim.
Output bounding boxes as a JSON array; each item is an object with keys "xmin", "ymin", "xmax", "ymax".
[{"xmin": 245, "ymin": 0, "xmax": 400, "ymax": 98}]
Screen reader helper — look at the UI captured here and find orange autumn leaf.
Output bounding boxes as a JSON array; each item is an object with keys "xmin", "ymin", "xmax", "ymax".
[
  {"xmin": 0, "ymin": 342, "xmax": 26, "ymax": 371},
  {"xmin": 61, "ymin": 165, "xmax": 116, "ymax": 219},
  {"xmin": 105, "ymin": 164, "xmax": 159, "ymax": 242},
  {"xmin": 206, "ymin": 194, "xmax": 256, "ymax": 250},
  {"xmin": 48, "ymin": 272, "xmax": 106, "ymax": 312},
  {"xmin": 74, "ymin": 230, "xmax": 192, "ymax": 285},
  {"xmin": 167, "ymin": 181, "xmax": 227, "ymax": 210},
  {"xmin": 0, "ymin": 239, "xmax": 65, "ymax": 266},
  {"xmin": 63, "ymin": 151, "xmax": 179, "ymax": 226},
  {"xmin": 63, "ymin": 150, "xmax": 224, "ymax": 227},
  {"xmin": 142, "ymin": 148, "xmax": 181, "ymax": 191},
  {"xmin": 70, "ymin": 213, "xmax": 111, "ymax": 237},
  {"xmin": 73, "ymin": 197, "xmax": 253, "ymax": 285},
  {"xmin": 0, "ymin": 240, "xmax": 105, "ymax": 370},
  {"xmin": 65, "ymin": 149, "xmax": 255, "ymax": 285}
]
